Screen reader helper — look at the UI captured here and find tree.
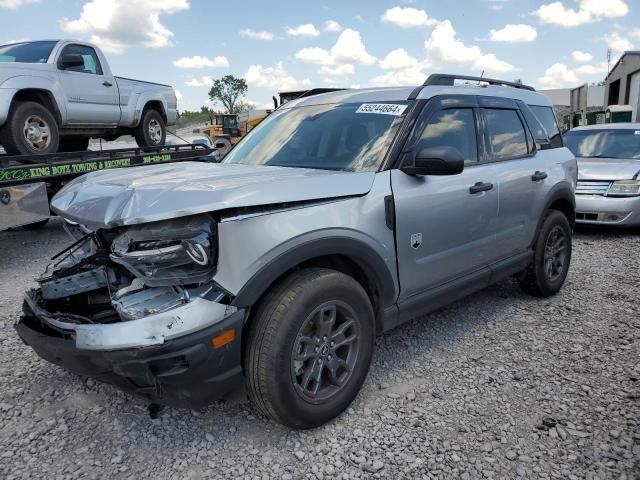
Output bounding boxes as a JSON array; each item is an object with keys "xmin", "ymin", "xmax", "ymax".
[{"xmin": 208, "ymin": 75, "xmax": 248, "ymax": 114}]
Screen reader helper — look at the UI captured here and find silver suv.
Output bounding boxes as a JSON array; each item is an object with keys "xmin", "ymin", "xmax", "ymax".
[{"xmin": 16, "ymin": 74, "xmax": 577, "ymax": 429}]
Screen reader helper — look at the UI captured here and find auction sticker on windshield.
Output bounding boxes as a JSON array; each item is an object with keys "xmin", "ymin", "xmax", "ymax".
[{"xmin": 356, "ymin": 103, "xmax": 407, "ymax": 116}]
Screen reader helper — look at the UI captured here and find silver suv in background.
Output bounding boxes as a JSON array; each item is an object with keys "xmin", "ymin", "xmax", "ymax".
[
  {"xmin": 16, "ymin": 74, "xmax": 577, "ymax": 429},
  {"xmin": 564, "ymin": 124, "xmax": 640, "ymax": 226}
]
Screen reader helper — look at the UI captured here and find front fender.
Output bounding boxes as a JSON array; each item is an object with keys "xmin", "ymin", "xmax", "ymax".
[
  {"xmin": 230, "ymin": 233, "xmax": 397, "ymax": 310},
  {"xmin": 0, "ymin": 75, "xmax": 67, "ymax": 124}
]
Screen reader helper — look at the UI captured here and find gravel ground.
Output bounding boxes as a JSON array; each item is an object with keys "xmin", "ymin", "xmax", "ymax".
[{"xmin": 0, "ymin": 219, "xmax": 638, "ymax": 480}]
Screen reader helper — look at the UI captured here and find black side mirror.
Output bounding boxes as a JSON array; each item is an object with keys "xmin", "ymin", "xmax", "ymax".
[
  {"xmin": 59, "ymin": 54, "xmax": 85, "ymax": 70},
  {"xmin": 401, "ymin": 146, "xmax": 465, "ymax": 176},
  {"xmin": 214, "ymin": 141, "xmax": 227, "ymax": 149}
]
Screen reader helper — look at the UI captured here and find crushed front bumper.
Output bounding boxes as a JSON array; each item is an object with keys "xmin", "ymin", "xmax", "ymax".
[
  {"xmin": 575, "ymin": 195, "xmax": 640, "ymax": 226},
  {"xmin": 15, "ymin": 290, "xmax": 246, "ymax": 408}
]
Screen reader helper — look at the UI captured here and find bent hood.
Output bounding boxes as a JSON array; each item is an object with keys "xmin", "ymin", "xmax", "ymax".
[
  {"xmin": 51, "ymin": 162, "xmax": 376, "ymax": 229},
  {"xmin": 578, "ymin": 157, "xmax": 640, "ymax": 181}
]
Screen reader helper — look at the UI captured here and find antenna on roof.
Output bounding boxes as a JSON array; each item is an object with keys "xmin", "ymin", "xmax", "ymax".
[{"xmin": 478, "ymin": 70, "xmax": 484, "ymax": 85}]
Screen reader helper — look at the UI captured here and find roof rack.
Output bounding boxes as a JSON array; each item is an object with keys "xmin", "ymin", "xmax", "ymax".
[{"xmin": 424, "ymin": 74, "xmax": 535, "ymax": 91}]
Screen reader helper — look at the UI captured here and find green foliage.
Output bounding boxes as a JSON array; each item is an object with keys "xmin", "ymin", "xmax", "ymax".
[{"xmin": 208, "ymin": 75, "xmax": 248, "ymax": 114}]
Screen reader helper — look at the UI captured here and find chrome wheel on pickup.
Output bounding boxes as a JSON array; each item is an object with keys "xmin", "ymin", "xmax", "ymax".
[
  {"xmin": 23, "ymin": 115, "xmax": 52, "ymax": 152},
  {"xmin": 134, "ymin": 108, "xmax": 166, "ymax": 148},
  {"xmin": 0, "ymin": 101, "xmax": 59, "ymax": 155},
  {"xmin": 245, "ymin": 268, "xmax": 374, "ymax": 429}
]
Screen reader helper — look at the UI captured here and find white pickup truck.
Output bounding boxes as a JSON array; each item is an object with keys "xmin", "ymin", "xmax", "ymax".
[{"xmin": 0, "ymin": 40, "xmax": 178, "ymax": 155}]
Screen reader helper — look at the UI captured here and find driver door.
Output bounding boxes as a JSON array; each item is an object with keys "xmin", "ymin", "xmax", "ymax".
[
  {"xmin": 392, "ymin": 95, "xmax": 500, "ymax": 302},
  {"xmin": 56, "ymin": 43, "xmax": 119, "ymax": 126}
]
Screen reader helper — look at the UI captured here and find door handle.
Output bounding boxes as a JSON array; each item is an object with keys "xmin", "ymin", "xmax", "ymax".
[
  {"xmin": 469, "ymin": 182, "xmax": 493, "ymax": 194},
  {"xmin": 531, "ymin": 171, "xmax": 548, "ymax": 181},
  {"xmin": 102, "ymin": 81, "xmax": 113, "ymax": 87}
]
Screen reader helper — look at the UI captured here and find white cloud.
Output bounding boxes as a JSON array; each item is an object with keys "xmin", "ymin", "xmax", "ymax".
[
  {"xmin": 424, "ymin": 20, "xmax": 515, "ymax": 73},
  {"xmin": 319, "ymin": 64, "xmax": 354, "ymax": 76},
  {"xmin": 61, "ymin": 0, "xmax": 189, "ymax": 54},
  {"xmin": 239, "ymin": 28, "xmax": 274, "ymax": 40},
  {"xmin": 185, "ymin": 76, "xmax": 213, "ymax": 87},
  {"xmin": 489, "ymin": 24, "xmax": 537, "ymax": 42},
  {"xmin": 487, "ymin": 0, "xmax": 510, "ymax": 11},
  {"xmin": 381, "ymin": 6, "xmax": 438, "ymax": 28},
  {"xmin": 605, "ymin": 32, "xmax": 633, "ymax": 53},
  {"xmin": 295, "ymin": 28, "xmax": 375, "ymax": 66},
  {"xmin": 0, "ymin": 0, "xmax": 38, "ymax": 8},
  {"xmin": 174, "ymin": 55, "xmax": 229, "ymax": 68},
  {"xmin": 323, "ymin": 20, "xmax": 343, "ymax": 32},
  {"xmin": 286, "ymin": 23, "xmax": 320, "ymax": 37},
  {"xmin": 575, "ymin": 62, "xmax": 608, "ymax": 75},
  {"xmin": 532, "ymin": 0, "xmax": 629, "ymax": 27},
  {"xmin": 370, "ymin": 67, "xmax": 426, "ymax": 87},
  {"xmin": 301, "ymin": 78, "xmax": 313, "ymax": 86},
  {"xmin": 632, "ymin": 28, "xmax": 640, "ymax": 40},
  {"xmin": 245, "ymin": 62, "xmax": 299, "ymax": 91},
  {"xmin": 295, "ymin": 47, "xmax": 333, "ymax": 65},
  {"xmin": 379, "ymin": 48, "xmax": 418, "ymax": 70},
  {"xmin": 571, "ymin": 50, "xmax": 593, "ymax": 63},
  {"xmin": 537, "ymin": 60, "xmax": 609, "ymax": 88},
  {"xmin": 537, "ymin": 63, "xmax": 579, "ymax": 88}
]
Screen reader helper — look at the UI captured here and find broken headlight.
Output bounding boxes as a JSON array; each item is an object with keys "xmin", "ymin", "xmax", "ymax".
[{"xmin": 110, "ymin": 214, "xmax": 216, "ymax": 287}]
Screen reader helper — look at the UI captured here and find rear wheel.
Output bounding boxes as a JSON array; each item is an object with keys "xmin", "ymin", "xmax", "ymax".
[
  {"xmin": 518, "ymin": 210, "xmax": 572, "ymax": 297},
  {"xmin": 245, "ymin": 268, "xmax": 375, "ymax": 429},
  {"xmin": 59, "ymin": 136, "xmax": 90, "ymax": 152},
  {"xmin": 0, "ymin": 101, "xmax": 59, "ymax": 155},
  {"xmin": 134, "ymin": 109, "xmax": 166, "ymax": 148}
]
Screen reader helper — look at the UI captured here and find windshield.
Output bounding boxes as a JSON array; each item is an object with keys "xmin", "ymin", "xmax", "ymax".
[
  {"xmin": 564, "ymin": 129, "xmax": 640, "ymax": 159},
  {"xmin": 0, "ymin": 41, "xmax": 57, "ymax": 63},
  {"xmin": 223, "ymin": 102, "xmax": 407, "ymax": 172}
]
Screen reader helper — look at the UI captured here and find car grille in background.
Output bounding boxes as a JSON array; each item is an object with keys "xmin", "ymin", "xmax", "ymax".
[{"xmin": 576, "ymin": 180, "xmax": 611, "ymax": 196}]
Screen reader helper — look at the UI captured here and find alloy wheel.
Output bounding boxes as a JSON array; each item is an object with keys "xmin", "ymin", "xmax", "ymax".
[{"xmin": 291, "ymin": 301, "xmax": 360, "ymax": 403}]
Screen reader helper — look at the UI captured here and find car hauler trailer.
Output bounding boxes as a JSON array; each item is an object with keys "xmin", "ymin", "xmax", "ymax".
[{"xmin": 0, "ymin": 144, "xmax": 213, "ymax": 231}]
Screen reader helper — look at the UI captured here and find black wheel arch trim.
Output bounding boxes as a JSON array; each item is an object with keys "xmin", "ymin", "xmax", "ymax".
[
  {"xmin": 230, "ymin": 236, "xmax": 397, "ymax": 314},
  {"xmin": 530, "ymin": 182, "xmax": 575, "ymax": 248}
]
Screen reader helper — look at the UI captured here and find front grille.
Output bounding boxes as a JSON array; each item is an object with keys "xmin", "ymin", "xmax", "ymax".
[{"xmin": 576, "ymin": 180, "xmax": 611, "ymax": 196}]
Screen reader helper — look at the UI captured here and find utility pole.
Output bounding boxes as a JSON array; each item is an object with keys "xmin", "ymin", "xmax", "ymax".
[{"xmin": 607, "ymin": 48, "xmax": 612, "ymax": 76}]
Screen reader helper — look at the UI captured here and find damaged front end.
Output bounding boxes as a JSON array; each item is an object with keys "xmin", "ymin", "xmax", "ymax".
[{"xmin": 15, "ymin": 214, "xmax": 245, "ymax": 408}]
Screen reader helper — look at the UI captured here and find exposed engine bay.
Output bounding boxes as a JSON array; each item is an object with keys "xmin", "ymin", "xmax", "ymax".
[{"xmin": 22, "ymin": 214, "xmax": 237, "ymax": 350}]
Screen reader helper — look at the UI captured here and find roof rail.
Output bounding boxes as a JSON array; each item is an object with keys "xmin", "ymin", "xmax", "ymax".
[{"xmin": 424, "ymin": 74, "xmax": 535, "ymax": 91}]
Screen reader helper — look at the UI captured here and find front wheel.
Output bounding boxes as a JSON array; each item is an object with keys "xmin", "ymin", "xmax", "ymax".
[
  {"xmin": 134, "ymin": 109, "xmax": 166, "ymax": 148},
  {"xmin": 0, "ymin": 101, "xmax": 59, "ymax": 155},
  {"xmin": 245, "ymin": 268, "xmax": 375, "ymax": 429},
  {"xmin": 518, "ymin": 210, "xmax": 572, "ymax": 297}
]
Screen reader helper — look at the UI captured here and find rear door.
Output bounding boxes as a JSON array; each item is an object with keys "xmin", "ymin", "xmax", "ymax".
[
  {"xmin": 56, "ymin": 43, "xmax": 120, "ymax": 126},
  {"xmin": 392, "ymin": 95, "xmax": 500, "ymax": 302},
  {"xmin": 478, "ymin": 97, "xmax": 539, "ymax": 259}
]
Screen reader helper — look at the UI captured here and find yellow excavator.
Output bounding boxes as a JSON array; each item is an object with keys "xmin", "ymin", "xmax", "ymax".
[{"xmin": 199, "ymin": 88, "xmax": 344, "ymax": 155}]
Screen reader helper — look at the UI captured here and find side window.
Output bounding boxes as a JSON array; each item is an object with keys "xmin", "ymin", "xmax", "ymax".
[
  {"xmin": 484, "ymin": 109, "xmax": 529, "ymax": 160},
  {"xmin": 418, "ymin": 108, "xmax": 478, "ymax": 163},
  {"xmin": 59, "ymin": 44, "xmax": 103, "ymax": 75},
  {"xmin": 529, "ymin": 105, "xmax": 563, "ymax": 148}
]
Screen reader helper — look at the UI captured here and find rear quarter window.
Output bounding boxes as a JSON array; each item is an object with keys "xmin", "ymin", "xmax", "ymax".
[{"xmin": 529, "ymin": 105, "xmax": 563, "ymax": 149}]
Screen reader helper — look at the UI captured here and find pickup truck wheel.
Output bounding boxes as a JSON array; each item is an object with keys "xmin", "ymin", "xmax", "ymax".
[
  {"xmin": 518, "ymin": 210, "xmax": 572, "ymax": 297},
  {"xmin": 0, "ymin": 101, "xmax": 59, "ymax": 155},
  {"xmin": 59, "ymin": 137, "xmax": 90, "ymax": 152},
  {"xmin": 245, "ymin": 268, "xmax": 375, "ymax": 429},
  {"xmin": 134, "ymin": 109, "xmax": 166, "ymax": 148}
]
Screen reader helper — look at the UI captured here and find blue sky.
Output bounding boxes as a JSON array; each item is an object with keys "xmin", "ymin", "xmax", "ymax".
[{"xmin": 1, "ymin": 0, "xmax": 638, "ymax": 111}]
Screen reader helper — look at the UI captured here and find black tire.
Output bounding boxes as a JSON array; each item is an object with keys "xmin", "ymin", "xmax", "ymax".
[
  {"xmin": 134, "ymin": 109, "xmax": 166, "ymax": 148},
  {"xmin": 518, "ymin": 210, "xmax": 572, "ymax": 297},
  {"xmin": 0, "ymin": 101, "xmax": 59, "ymax": 155},
  {"xmin": 245, "ymin": 268, "xmax": 375, "ymax": 429},
  {"xmin": 59, "ymin": 136, "xmax": 90, "ymax": 152}
]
